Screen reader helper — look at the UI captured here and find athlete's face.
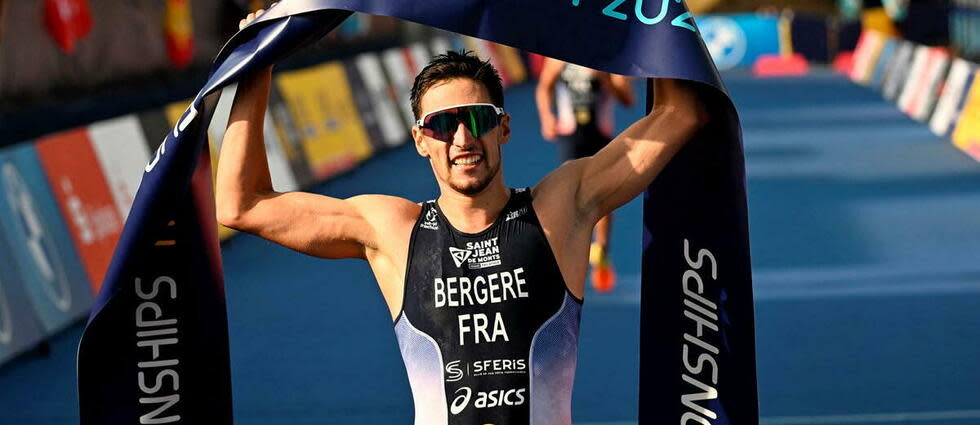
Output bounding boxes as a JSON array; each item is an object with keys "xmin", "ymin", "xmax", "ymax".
[{"xmin": 412, "ymin": 78, "xmax": 510, "ymax": 196}]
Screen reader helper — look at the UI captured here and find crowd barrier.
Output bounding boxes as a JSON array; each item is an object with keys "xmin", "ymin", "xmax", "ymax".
[
  {"xmin": 848, "ymin": 29, "xmax": 980, "ymax": 161},
  {"xmin": 0, "ymin": 32, "xmax": 528, "ymax": 368}
]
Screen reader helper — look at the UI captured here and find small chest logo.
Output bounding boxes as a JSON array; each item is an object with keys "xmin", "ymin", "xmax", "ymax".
[
  {"xmin": 448, "ymin": 247, "xmax": 473, "ymax": 268},
  {"xmin": 448, "ymin": 237, "xmax": 502, "ymax": 270},
  {"xmin": 505, "ymin": 207, "xmax": 527, "ymax": 222},
  {"xmin": 445, "ymin": 360, "xmax": 464, "ymax": 382},
  {"xmin": 420, "ymin": 207, "xmax": 439, "ymax": 230}
]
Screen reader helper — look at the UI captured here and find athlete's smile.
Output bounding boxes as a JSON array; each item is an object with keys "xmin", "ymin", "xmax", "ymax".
[{"xmin": 451, "ymin": 153, "xmax": 483, "ymax": 168}]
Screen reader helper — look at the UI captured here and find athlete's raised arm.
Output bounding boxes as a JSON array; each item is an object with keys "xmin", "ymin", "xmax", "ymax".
[
  {"xmin": 215, "ymin": 12, "xmax": 418, "ymax": 260},
  {"xmin": 537, "ymin": 78, "xmax": 708, "ymax": 223}
]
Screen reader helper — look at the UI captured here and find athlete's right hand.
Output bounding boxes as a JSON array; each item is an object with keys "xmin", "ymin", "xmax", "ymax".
[
  {"xmin": 236, "ymin": 5, "xmax": 276, "ymax": 78},
  {"xmin": 239, "ymin": 2, "xmax": 278, "ymax": 30}
]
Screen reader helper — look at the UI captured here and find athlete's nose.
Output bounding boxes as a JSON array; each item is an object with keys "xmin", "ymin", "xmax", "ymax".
[{"xmin": 451, "ymin": 121, "xmax": 478, "ymax": 149}]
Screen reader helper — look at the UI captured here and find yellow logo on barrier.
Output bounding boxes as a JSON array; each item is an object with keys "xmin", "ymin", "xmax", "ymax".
[
  {"xmin": 275, "ymin": 62, "xmax": 374, "ymax": 179},
  {"xmin": 951, "ymin": 78, "xmax": 980, "ymax": 161}
]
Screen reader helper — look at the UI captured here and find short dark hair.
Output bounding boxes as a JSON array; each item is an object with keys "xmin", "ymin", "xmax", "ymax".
[{"xmin": 410, "ymin": 50, "xmax": 504, "ymax": 120}]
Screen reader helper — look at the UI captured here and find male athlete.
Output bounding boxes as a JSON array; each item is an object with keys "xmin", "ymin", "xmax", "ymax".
[
  {"xmin": 535, "ymin": 58, "xmax": 635, "ymax": 292},
  {"xmin": 217, "ymin": 9, "xmax": 706, "ymax": 425}
]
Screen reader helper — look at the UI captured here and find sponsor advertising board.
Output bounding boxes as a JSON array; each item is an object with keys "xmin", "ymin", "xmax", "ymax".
[
  {"xmin": 698, "ymin": 14, "xmax": 780, "ymax": 71},
  {"xmin": 897, "ymin": 48, "xmax": 950, "ymax": 121},
  {"xmin": 930, "ymin": 58, "xmax": 977, "ymax": 137},
  {"xmin": 952, "ymin": 76, "xmax": 980, "ymax": 160},
  {"xmin": 0, "ymin": 235, "xmax": 45, "ymax": 364},
  {"xmin": 353, "ymin": 53, "xmax": 407, "ymax": 146},
  {"xmin": 883, "ymin": 40, "xmax": 916, "ymax": 100},
  {"xmin": 903, "ymin": 48, "xmax": 950, "ymax": 122},
  {"xmin": 869, "ymin": 38, "xmax": 898, "ymax": 88},
  {"xmin": 87, "ymin": 116, "xmax": 152, "ymax": 220},
  {"xmin": 0, "ymin": 145, "xmax": 93, "ymax": 333},
  {"xmin": 850, "ymin": 30, "xmax": 889, "ymax": 84},
  {"xmin": 35, "ymin": 128, "xmax": 124, "ymax": 291},
  {"xmin": 381, "ymin": 47, "xmax": 421, "ymax": 130}
]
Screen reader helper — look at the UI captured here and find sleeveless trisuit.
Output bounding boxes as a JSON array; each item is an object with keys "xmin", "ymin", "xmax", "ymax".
[{"xmin": 394, "ymin": 188, "xmax": 583, "ymax": 425}]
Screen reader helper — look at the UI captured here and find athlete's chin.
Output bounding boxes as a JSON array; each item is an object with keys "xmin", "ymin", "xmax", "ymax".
[
  {"xmin": 445, "ymin": 162, "xmax": 500, "ymax": 195},
  {"xmin": 450, "ymin": 178, "xmax": 492, "ymax": 196}
]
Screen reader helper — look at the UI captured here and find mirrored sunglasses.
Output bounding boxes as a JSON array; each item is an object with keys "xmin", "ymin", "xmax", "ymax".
[{"xmin": 416, "ymin": 103, "xmax": 505, "ymax": 142}]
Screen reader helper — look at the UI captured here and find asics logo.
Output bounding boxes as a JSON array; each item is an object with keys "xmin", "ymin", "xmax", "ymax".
[
  {"xmin": 450, "ymin": 387, "xmax": 471, "ymax": 415},
  {"xmin": 449, "ymin": 386, "xmax": 527, "ymax": 414}
]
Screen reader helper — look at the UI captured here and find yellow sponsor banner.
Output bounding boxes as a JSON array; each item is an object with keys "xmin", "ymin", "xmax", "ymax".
[
  {"xmin": 951, "ymin": 78, "xmax": 980, "ymax": 161},
  {"xmin": 164, "ymin": 101, "xmax": 239, "ymax": 241},
  {"xmin": 274, "ymin": 62, "xmax": 374, "ymax": 180}
]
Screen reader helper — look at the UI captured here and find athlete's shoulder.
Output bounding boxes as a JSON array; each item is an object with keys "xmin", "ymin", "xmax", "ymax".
[{"xmin": 530, "ymin": 158, "xmax": 594, "ymax": 230}]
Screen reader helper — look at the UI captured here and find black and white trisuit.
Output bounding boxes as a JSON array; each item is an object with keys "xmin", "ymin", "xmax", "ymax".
[{"xmin": 394, "ymin": 187, "xmax": 583, "ymax": 425}]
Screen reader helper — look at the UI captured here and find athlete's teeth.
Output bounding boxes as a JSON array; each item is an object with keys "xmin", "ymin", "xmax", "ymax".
[{"xmin": 455, "ymin": 156, "xmax": 481, "ymax": 165}]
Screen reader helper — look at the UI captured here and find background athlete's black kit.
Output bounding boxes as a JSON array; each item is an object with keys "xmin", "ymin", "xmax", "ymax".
[
  {"xmin": 396, "ymin": 188, "xmax": 583, "ymax": 424},
  {"xmin": 555, "ymin": 64, "xmax": 615, "ymax": 162}
]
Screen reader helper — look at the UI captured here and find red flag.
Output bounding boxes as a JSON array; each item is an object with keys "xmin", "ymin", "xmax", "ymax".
[
  {"xmin": 164, "ymin": 0, "xmax": 194, "ymax": 67},
  {"xmin": 43, "ymin": 0, "xmax": 93, "ymax": 54}
]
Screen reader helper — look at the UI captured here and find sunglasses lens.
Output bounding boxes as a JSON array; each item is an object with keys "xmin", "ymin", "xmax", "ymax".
[
  {"xmin": 423, "ymin": 112, "xmax": 458, "ymax": 141},
  {"xmin": 464, "ymin": 106, "xmax": 500, "ymax": 138},
  {"xmin": 422, "ymin": 105, "xmax": 501, "ymax": 142}
]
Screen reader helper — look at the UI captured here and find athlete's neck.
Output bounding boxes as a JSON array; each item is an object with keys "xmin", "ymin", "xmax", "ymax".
[{"xmin": 437, "ymin": 180, "xmax": 510, "ymax": 234}]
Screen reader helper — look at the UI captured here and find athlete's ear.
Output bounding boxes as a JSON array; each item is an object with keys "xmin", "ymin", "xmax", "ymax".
[
  {"xmin": 412, "ymin": 126, "xmax": 430, "ymax": 158},
  {"xmin": 498, "ymin": 114, "xmax": 512, "ymax": 145}
]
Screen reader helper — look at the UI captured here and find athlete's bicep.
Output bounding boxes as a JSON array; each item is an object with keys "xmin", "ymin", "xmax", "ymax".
[{"xmin": 223, "ymin": 192, "xmax": 405, "ymax": 259}]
